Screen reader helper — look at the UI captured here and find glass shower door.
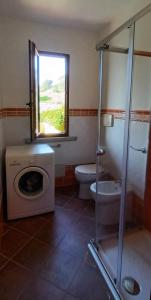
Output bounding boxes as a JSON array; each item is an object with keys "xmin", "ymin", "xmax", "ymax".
[
  {"xmin": 119, "ymin": 11, "xmax": 151, "ymax": 300},
  {"xmin": 92, "ymin": 27, "xmax": 131, "ymax": 298}
]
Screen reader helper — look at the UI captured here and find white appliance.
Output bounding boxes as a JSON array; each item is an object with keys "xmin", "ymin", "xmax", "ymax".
[{"xmin": 6, "ymin": 144, "xmax": 55, "ymax": 220}]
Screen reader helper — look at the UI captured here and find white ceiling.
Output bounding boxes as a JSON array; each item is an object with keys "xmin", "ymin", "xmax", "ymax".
[{"xmin": 0, "ymin": 0, "xmax": 150, "ymax": 32}]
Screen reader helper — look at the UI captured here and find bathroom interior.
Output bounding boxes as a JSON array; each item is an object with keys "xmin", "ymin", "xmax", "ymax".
[{"xmin": 0, "ymin": 1, "xmax": 151, "ymax": 300}]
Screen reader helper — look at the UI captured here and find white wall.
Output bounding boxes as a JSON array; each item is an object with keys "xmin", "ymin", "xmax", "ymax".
[
  {"xmin": 0, "ymin": 17, "xmax": 99, "ymax": 166},
  {"xmin": 0, "ymin": 17, "xmax": 99, "ymax": 108}
]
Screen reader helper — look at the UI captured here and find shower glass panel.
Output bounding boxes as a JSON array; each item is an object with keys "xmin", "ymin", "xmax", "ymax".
[
  {"xmin": 120, "ymin": 11, "xmax": 151, "ymax": 300},
  {"xmin": 95, "ymin": 28, "xmax": 130, "ymax": 288}
]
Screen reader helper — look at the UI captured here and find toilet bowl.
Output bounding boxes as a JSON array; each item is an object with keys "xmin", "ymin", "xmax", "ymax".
[
  {"xmin": 90, "ymin": 181, "xmax": 121, "ymax": 225},
  {"xmin": 75, "ymin": 164, "xmax": 104, "ymax": 199}
]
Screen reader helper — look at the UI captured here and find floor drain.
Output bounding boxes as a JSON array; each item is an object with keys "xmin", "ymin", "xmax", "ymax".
[{"xmin": 122, "ymin": 277, "xmax": 140, "ymax": 295}]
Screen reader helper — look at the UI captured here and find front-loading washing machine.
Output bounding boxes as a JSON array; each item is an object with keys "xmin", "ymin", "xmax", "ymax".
[{"xmin": 6, "ymin": 144, "xmax": 55, "ymax": 220}]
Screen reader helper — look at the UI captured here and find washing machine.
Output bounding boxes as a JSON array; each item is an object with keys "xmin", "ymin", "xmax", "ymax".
[{"xmin": 6, "ymin": 144, "xmax": 55, "ymax": 220}]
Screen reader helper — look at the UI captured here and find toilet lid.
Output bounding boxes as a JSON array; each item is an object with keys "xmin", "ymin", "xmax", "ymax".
[{"xmin": 75, "ymin": 164, "xmax": 103, "ymax": 175}]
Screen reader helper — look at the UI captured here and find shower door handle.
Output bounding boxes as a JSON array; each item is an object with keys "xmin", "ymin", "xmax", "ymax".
[
  {"xmin": 130, "ymin": 146, "xmax": 147, "ymax": 154},
  {"xmin": 96, "ymin": 147, "xmax": 106, "ymax": 156}
]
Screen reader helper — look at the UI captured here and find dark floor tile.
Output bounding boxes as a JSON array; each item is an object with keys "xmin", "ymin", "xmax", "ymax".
[
  {"xmin": 0, "ymin": 223, "xmax": 10, "ymax": 236},
  {"xmin": 95, "ymin": 223, "xmax": 119, "ymax": 242},
  {"xmin": 0, "ymin": 190, "xmax": 113, "ymax": 300},
  {"xmin": 84, "ymin": 199, "xmax": 95, "ymax": 218},
  {"xmin": 57, "ymin": 231, "xmax": 90, "ymax": 258},
  {"xmin": 69, "ymin": 264, "xmax": 108, "ymax": 300},
  {"xmin": 84, "ymin": 251, "xmax": 98, "ymax": 269},
  {"xmin": 70, "ymin": 215, "xmax": 95, "ymax": 237},
  {"xmin": 64, "ymin": 198, "xmax": 88, "ymax": 213},
  {"xmin": 0, "ymin": 229, "xmax": 30, "ymax": 258},
  {"xmin": 8, "ymin": 215, "xmax": 46, "ymax": 236},
  {"xmin": 13, "ymin": 239, "xmax": 53, "ymax": 272},
  {"xmin": 39, "ymin": 247, "xmax": 83, "ymax": 289},
  {"xmin": 0, "ymin": 254, "xmax": 8, "ymax": 268},
  {"xmin": 35, "ymin": 219, "xmax": 66, "ymax": 247},
  {"xmin": 0, "ymin": 262, "xmax": 32, "ymax": 300},
  {"xmin": 18, "ymin": 277, "xmax": 65, "ymax": 300},
  {"xmin": 44, "ymin": 207, "xmax": 80, "ymax": 229},
  {"xmin": 14, "ymin": 239, "xmax": 83, "ymax": 290},
  {"xmin": 57, "ymin": 208, "xmax": 80, "ymax": 225},
  {"xmin": 56, "ymin": 186, "xmax": 78, "ymax": 198},
  {"xmin": 55, "ymin": 194, "xmax": 71, "ymax": 207}
]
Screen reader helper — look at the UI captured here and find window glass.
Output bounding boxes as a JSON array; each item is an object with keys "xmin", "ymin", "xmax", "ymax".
[{"xmin": 39, "ymin": 53, "xmax": 68, "ymax": 136}]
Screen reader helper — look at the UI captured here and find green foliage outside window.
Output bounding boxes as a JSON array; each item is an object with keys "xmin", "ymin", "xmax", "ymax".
[
  {"xmin": 40, "ymin": 95, "xmax": 52, "ymax": 102},
  {"xmin": 40, "ymin": 106, "xmax": 65, "ymax": 132}
]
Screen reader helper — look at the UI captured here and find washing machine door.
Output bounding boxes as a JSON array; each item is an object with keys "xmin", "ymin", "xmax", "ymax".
[{"xmin": 14, "ymin": 166, "xmax": 50, "ymax": 199}]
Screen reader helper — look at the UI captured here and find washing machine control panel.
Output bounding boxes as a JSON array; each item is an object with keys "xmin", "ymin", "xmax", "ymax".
[
  {"xmin": 9, "ymin": 161, "xmax": 21, "ymax": 166},
  {"xmin": 9, "ymin": 156, "xmax": 53, "ymax": 166},
  {"xmin": 25, "ymin": 159, "xmax": 35, "ymax": 165},
  {"xmin": 9, "ymin": 160, "xmax": 37, "ymax": 166}
]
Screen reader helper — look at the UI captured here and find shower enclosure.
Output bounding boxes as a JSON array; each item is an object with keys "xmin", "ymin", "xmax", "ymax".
[{"xmin": 88, "ymin": 4, "xmax": 151, "ymax": 300}]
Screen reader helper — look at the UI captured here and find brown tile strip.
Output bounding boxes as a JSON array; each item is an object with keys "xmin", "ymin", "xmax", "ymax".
[
  {"xmin": 0, "ymin": 107, "xmax": 150, "ymax": 122},
  {"xmin": 0, "ymin": 108, "xmax": 98, "ymax": 118},
  {"xmin": 131, "ymin": 110, "xmax": 151, "ymax": 122},
  {"xmin": 0, "ymin": 108, "xmax": 30, "ymax": 118},
  {"xmin": 102, "ymin": 109, "xmax": 151, "ymax": 122}
]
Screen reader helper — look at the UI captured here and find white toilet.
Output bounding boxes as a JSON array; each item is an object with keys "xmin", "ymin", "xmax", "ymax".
[{"xmin": 75, "ymin": 164, "xmax": 104, "ymax": 199}]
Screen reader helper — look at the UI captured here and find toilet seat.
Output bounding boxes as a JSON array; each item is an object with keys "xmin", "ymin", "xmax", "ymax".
[
  {"xmin": 75, "ymin": 164, "xmax": 104, "ymax": 183},
  {"xmin": 76, "ymin": 164, "xmax": 98, "ymax": 174},
  {"xmin": 75, "ymin": 163, "xmax": 104, "ymax": 199}
]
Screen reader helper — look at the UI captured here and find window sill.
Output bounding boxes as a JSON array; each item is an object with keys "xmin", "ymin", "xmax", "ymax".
[{"xmin": 25, "ymin": 136, "xmax": 77, "ymax": 144}]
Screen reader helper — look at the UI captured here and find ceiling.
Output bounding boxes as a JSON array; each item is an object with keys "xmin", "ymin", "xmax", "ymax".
[{"xmin": 0, "ymin": 0, "xmax": 150, "ymax": 32}]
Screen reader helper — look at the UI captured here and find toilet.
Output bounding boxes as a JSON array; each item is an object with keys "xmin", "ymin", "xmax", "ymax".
[{"xmin": 75, "ymin": 164, "xmax": 104, "ymax": 199}]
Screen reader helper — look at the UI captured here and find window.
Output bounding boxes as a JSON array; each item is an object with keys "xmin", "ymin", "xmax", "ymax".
[{"xmin": 29, "ymin": 41, "xmax": 69, "ymax": 140}]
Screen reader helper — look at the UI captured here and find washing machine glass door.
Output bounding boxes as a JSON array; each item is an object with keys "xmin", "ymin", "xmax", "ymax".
[{"xmin": 14, "ymin": 166, "xmax": 49, "ymax": 199}]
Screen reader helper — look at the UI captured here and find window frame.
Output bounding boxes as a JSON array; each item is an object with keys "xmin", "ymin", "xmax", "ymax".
[{"xmin": 37, "ymin": 51, "xmax": 70, "ymax": 138}]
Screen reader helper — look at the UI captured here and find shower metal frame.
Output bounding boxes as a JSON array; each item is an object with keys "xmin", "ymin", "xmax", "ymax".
[
  {"xmin": 96, "ymin": 3, "xmax": 151, "ymax": 51},
  {"xmin": 116, "ymin": 22, "xmax": 135, "ymax": 287},
  {"xmin": 88, "ymin": 3, "xmax": 151, "ymax": 299}
]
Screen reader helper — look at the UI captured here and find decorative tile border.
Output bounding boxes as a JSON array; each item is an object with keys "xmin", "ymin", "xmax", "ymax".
[
  {"xmin": 131, "ymin": 110, "xmax": 151, "ymax": 122},
  {"xmin": 0, "ymin": 108, "xmax": 97, "ymax": 118},
  {"xmin": 0, "ymin": 107, "xmax": 150, "ymax": 122},
  {"xmin": 0, "ymin": 108, "xmax": 30, "ymax": 118},
  {"xmin": 101, "ymin": 109, "xmax": 151, "ymax": 122}
]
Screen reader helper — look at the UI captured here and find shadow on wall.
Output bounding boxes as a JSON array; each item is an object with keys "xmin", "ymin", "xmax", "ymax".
[{"xmin": 101, "ymin": 150, "xmax": 122, "ymax": 180}]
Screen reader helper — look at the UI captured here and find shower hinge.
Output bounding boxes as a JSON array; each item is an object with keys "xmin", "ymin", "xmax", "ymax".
[
  {"xmin": 99, "ymin": 44, "xmax": 109, "ymax": 50},
  {"xmin": 127, "ymin": 23, "xmax": 133, "ymax": 29}
]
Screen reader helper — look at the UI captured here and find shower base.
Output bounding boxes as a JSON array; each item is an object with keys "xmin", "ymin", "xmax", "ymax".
[{"xmin": 98, "ymin": 228, "xmax": 151, "ymax": 300}]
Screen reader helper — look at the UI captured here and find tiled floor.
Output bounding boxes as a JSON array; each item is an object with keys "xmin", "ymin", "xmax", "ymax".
[{"xmin": 0, "ymin": 188, "xmax": 111, "ymax": 300}]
